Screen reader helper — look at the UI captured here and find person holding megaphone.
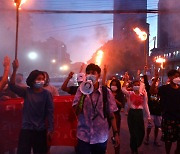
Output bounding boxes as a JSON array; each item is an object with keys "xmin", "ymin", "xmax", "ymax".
[{"xmin": 73, "ymin": 63, "xmax": 120, "ymax": 154}]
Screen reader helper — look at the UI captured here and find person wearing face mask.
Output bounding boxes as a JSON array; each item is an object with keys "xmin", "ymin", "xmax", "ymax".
[
  {"xmin": 150, "ymin": 69, "xmax": 180, "ymax": 154},
  {"xmin": 110, "ymin": 79, "xmax": 125, "ymax": 154},
  {"xmin": 122, "ymin": 78, "xmax": 151, "ymax": 154},
  {"xmin": 73, "ymin": 63, "xmax": 120, "ymax": 154},
  {"xmin": 9, "ymin": 60, "xmax": 54, "ymax": 154}
]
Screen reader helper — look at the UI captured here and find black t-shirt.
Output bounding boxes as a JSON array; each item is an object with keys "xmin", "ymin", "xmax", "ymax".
[
  {"xmin": 144, "ymin": 75, "xmax": 162, "ymax": 116},
  {"xmin": 68, "ymin": 86, "xmax": 79, "ymax": 95},
  {"xmin": 158, "ymin": 84, "xmax": 180, "ymax": 120}
]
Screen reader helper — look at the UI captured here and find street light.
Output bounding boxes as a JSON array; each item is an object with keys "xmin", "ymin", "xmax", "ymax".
[
  {"xmin": 13, "ymin": 0, "xmax": 27, "ymax": 59},
  {"xmin": 28, "ymin": 52, "xmax": 38, "ymax": 60},
  {"xmin": 133, "ymin": 27, "xmax": 148, "ymax": 66},
  {"xmin": 51, "ymin": 59, "xmax": 56, "ymax": 63},
  {"xmin": 59, "ymin": 65, "xmax": 69, "ymax": 71}
]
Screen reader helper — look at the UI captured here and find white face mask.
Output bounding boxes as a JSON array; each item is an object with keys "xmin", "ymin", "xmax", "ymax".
[
  {"xmin": 86, "ymin": 75, "xmax": 97, "ymax": 84},
  {"xmin": 133, "ymin": 86, "xmax": 140, "ymax": 91},
  {"xmin": 111, "ymin": 86, "xmax": 118, "ymax": 92},
  {"xmin": 173, "ymin": 77, "xmax": 180, "ymax": 85}
]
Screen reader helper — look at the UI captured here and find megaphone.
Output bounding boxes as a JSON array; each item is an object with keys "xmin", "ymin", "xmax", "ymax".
[{"xmin": 80, "ymin": 80, "xmax": 94, "ymax": 95}]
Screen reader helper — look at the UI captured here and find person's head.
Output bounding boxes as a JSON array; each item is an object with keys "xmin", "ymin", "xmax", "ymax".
[
  {"xmin": 26, "ymin": 70, "xmax": 45, "ymax": 89},
  {"xmin": 16, "ymin": 73, "xmax": 23, "ymax": 84},
  {"xmin": 110, "ymin": 79, "xmax": 121, "ymax": 93},
  {"xmin": 132, "ymin": 80, "xmax": 140, "ymax": 92},
  {"xmin": 43, "ymin": 71, "xmax": 50, "ymax": 86},
  {"xmin": 151, "ymin": 77, "xmax": 160, "ymax": 87},
  {"xmin": 85, "ymin": 63, "xmax": 101, "ymax": 85},
  {"xmin": 167, "ymin": 69, "xmax": 180, "ymax": 85}
]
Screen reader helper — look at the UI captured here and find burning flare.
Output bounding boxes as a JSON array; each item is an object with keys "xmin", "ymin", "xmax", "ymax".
[
  {"xmin": 13, "ymin": 0, "xmax": 27, "ymax": 7},
  {"xmin": 155, "ymin": 57, "xmax": 166, "ymax": 69},
  {"xmin": 133, "ymin": 27, "xmax": 147, "ymax": 41},
  {"xmin": 95, "ymin": 50, "xmax": 104, "ymax": 66}
]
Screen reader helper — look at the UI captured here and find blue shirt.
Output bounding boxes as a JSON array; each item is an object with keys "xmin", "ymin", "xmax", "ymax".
[{"xmin": 9, "ymin": 84, "xmax": 54, "ymax": 132}]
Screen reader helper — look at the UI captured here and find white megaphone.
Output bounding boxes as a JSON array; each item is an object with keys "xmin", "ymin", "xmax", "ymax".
[{"xmin": 80, "ymin": 80, "xmax": 94, "ymax": 95}]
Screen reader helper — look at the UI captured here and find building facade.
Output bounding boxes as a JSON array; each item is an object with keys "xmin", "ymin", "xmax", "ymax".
[
  {"xmin": 113, "ymin": 0, "xmax": 149, "ymax": 70},
  {"xmin": 151, "ymin": 0, "xmax": 180, "ymax": 71}
]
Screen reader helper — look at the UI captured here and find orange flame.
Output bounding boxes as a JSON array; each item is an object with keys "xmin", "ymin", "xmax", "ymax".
[
  {"xmin": 95, "ymin": 50, "xmax": 104, "ymax": 66},
  {"xmin": 155, "ymin": 57, "xmax": 166, "ymax": 69},
  {"xmin": 13, "ymin": 0, "xmax": 27, "ymax": 7},
  {"xmin": 133, "ymin": 27, "xmax": 147, "ymax": 41}
]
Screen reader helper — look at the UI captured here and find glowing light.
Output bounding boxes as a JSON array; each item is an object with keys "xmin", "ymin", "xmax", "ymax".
[
  {"xmin": 28, "ymin": 52, "xmax": 38, "ymax": 60},
  {"xmin": 13, "ymin": 0, "xmax": 27, "ymax": 7},
  {"xmin": 133, "ymin": 27, "xmax": 147, "ymax": 41},
  {"xmin": 51, "ymin": 59, "xmax": 56, "ymax": 63},
  {"xmin": 95, "ymin": 50, "xmax": 104, "ymax": 66},
  {"xmin": 59, "ymin": 65, "xmax": 69, "ymax": 71},
  {"xmin": 155, "ymin": 57, "xmax": 166, "ymax": 69}
]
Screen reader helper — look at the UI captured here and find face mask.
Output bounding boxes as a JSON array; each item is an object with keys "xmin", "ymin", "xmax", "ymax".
[
  {"xmin": 173, "ymin": 77, "xmax": 180, "ymax": 85},
  {"xmin": 111, "ymin": 86, "xmax": 118, "ymax": 92},
  {"xmin": 133, "ymin": 86, "xmax": 140, "ymax": 91},
  {"xmin": 34, "ymin": 81, "xmax": 44, "ymax": 89},
  {"xmin": 86, "ymin": 75, "xmax": 97, "ymax": 84}
]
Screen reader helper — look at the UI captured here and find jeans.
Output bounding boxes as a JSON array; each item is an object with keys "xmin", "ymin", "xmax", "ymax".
[{"xmin": 76, "ymin": 139, "xmax": 107, "ymax": 154}]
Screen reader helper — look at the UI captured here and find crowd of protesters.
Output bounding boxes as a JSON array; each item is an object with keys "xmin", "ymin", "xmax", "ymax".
[{"xmin": 0, "ymin": 56, "xmax": 179, "ymax": 154}]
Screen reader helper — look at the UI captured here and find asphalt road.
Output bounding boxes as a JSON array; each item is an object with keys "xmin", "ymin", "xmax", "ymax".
[{"xmin": 50, "ymin": 114, "xmax": 176, "ymax": 154}]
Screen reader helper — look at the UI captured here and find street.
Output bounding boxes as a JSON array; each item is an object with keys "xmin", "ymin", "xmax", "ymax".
[{"xmin": 50, "ymin": 113, "xmax": 176, "ymax": 154}]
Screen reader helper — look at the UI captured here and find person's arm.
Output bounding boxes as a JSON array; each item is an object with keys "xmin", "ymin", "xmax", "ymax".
[
  {"xmin": 143, "ymin": 75, "xmax": 150, "ymax": 92},
  {"xmin": 0, "ymin": 56, "xmax": 10, "ymax": 92},
  {"xmin": 110, "ymin": 112, "xmax": 120, "ymax": 147},
  {"xmin": 102, "ymin": 65, "xmax": 107, "ymax": 86},
  {"xmin": 46, "ymin": 92, "xmax": 54, "ymax": 132},
  {"xmin": 9, "ymin": 59, "xmax": 26, "ymax": 97},
  {"xmin": 107, "ymin": 89, "xmax": 120, "ymax": 147},
  {"xmin": 150, "ymin": 70, "xmax": 159, "ymax": 94},
  {"xmin": 46, "ymin": 92, "xmax": 54, "ymax": 144},
  {"xmin": 143, "ymin": 91, "xmax": 151, "ymax": 120},
  {"xmin": 61, "ymin": 72, "xmax": 74, "ymax": 93}
]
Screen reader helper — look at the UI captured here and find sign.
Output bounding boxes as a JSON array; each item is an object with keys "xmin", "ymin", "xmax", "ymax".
[{"xmin": 0, "ymin": 96, "xmax": 77, "ymax": 153}]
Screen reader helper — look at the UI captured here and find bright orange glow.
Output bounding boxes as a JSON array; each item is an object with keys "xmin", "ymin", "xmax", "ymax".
[
  {"xmin": 155, "ymin": 57, "xmax": 166, "ymax": 69},
  {"xmin": 133, "ymin": 27, "xmax": 147, "ymax": 41},
  {"xmin": 13, "ymin": 0, "xmax": 27, "ymax": 7},
  {"xmin": 95, "ymin": 50, "xmax": 104, "ymax": 66},
  {"xmin": 155, "ymin": 57, "xmax": 166, "ymax": 63}
]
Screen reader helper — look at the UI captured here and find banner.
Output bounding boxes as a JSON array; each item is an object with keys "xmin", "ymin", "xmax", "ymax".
[{"xmin": 0, "ymin": 96, "xmax": 77, "ymax": 153}]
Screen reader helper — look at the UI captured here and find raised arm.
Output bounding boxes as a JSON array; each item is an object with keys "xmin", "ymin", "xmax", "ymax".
[
  {"xmin": 150, "ymin": 70, "xmax": 159, "ymax": 94},
  {"xmin": 0, "ymin": 56, "xmax": 10, "ymax": 92},
  {"xmin": 102, "ymin": 65, "xmax": 108, "ymax": 86},
  {"xmin": 9, "ymin": 59, "xmax": 26, "ymax": 97},
  {"xmin": 61, "ymin": 72, "xmax": 74, "ymax": 93}
]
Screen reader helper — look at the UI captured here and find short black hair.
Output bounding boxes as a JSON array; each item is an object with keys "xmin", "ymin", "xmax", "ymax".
[
  {"xmin": 167, "ymin": 69, "xmax": 180, "ymax": 77},
  {"xmin": 26, "ymin": 70, "xmax": 45, "ymax": 88},
  {"xmin": 86, "ymin": 63, "xmax": 101, "ymax": 74},
  {"xmin": 43, "ymin": 71, "xmax": 50, "ymax": 86}
]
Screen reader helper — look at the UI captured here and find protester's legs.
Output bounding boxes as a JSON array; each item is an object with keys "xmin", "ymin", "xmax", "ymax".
[
  {"xmin": 128, "ymin": 109, "xmax": 145, "ymax": 153},
  {"xmin": 91, "ymin": 141, "xmax": 107, "ymax": 154},
  {"xmin": 76, "ymin": 139, "xmax": 91, "ymax": 154},
  {"xmin": 114, "ymin": 112, "xmax": 121, "ymax": 154},
  {"xmin": 33, "ymin": 130, "xmax": 47, "ymax": 154},
  {"xmin": 165, "ymin": 141, "xmax": 172, "ymax": 154},
  {"xmin": 175, "ymin": 140, "xmax": 180, "ymax": 154},
  {"xmin": 17, "ymin": 129, "xmax": 32, "ymax": 154}
]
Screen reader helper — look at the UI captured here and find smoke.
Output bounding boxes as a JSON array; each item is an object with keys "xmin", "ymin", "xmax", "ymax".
[
  {"xmin": 158, "ymin": 0, "xmax": 180, "ymax": 49},
  {"xmin": 94, "ymin": 25, "xmax": 109, "ymax": 44}
]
